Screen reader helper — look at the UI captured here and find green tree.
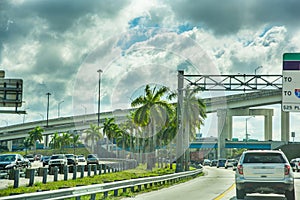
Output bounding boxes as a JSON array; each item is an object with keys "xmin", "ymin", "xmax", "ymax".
[
  {"xmin": 60, "ymin": 132, "xmax": 71, "ymax": 153},
  {"xmin": 50, "ymin": 132, "xmax": 61, "ymax": 151},
  {"xmin": 102, "ymin": 118, "xmax": 118, "ymax": 152},
  {"xmin": 131, "ymin": 84, "xmax": 174, "ymax": 170},
  {"xmin": 23, "ymin": 137, "xmax": 34, "ymax": 155},
  {"xmin": 71, "ymin": 133, "xmax": 81, "ymax": 155},
  {"xmin": 182, "ymin": 85, "xmax": 206, "ymax": 170},
  {"xmin": 28, "ymin": 126, "xmax": 44, "ymax": 154},
  {"xmin": 84, "ymin": 124, "xmax": 103, "ymax": 153}
]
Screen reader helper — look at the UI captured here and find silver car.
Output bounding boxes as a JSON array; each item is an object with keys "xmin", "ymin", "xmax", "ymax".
[{"xmin": 235, "ymin": 150, "xmax": 294, "ymax": 200}]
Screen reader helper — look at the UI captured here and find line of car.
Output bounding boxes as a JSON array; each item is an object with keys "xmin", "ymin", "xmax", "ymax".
[
  {"xmin": 0, "ymin": 153, "xmax": 101, "ymax": 174},
  {"xmin": 202, "ymin": 158, "xmax": 238, "ymax": 169}
]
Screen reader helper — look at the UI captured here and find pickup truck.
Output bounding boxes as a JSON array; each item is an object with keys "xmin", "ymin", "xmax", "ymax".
[{"xmin": 235, "ymin": 150, "xmax": 295, "ymax": 200}]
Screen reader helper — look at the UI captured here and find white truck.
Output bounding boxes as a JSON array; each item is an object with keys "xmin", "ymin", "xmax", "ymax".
[{"xmin": 235, "ymin": 150, "xmax": 295, "ymax": 200}]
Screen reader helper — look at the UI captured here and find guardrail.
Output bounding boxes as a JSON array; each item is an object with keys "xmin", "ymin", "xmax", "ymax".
[{"xmin": 0, "ymin": 169, "xmax": 203, "ymax": 200}]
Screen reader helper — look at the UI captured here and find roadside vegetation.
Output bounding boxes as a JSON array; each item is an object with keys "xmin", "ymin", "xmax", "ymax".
[{"xmin": 0, "ymin": 164, "xmax": 203, "ymax": 198}]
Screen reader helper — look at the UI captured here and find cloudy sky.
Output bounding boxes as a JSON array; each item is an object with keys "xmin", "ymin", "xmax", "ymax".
[{"xmin": 1, "ymin": 0, "xmax": 300, "ymax": 141}]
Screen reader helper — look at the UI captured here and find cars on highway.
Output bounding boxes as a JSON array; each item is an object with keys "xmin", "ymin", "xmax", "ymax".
[
  {"xmin": 87, "ymin": 154, "xmax": 99, "ymax": 165},
  {"xmin": 224, "ymin": 158, "xmax": 237, "ymax": 169},
  {"xmin": 235, "ymin": 150, "xmax": 294, "ymax": 200},
  {"xmin": 290, "ymin": 158, "xmax": 300, "ymax": 172},
  {"xmin": 216, "ymin": 158, "xmax": 226, "ymax": 168},
  {"xmin": 202, "ymin": 159, "xmax": 211, "ymax": 166},
  {"xmin": 65, "ymin": 154, "xmax": 77, "ymax": 165},
  {"xmin": 48, "ymin": 154, "xmax": 68, "ymax": 171},
  {"xmin": 41, "ymin": 155, "xmax": 50, "ymax": 167},
  {"xmin": 24, "ymin": 154, "xmax": 35, "ymax": 162},
  {"xmin": 76, "ymin": 155, "xmax": 86, "ymax": 163},
  {"xmin": 0, "ymin": 154, "xmax": 30, "ymax": 171},
  {"xmin": 210, "ymin": 159, "xmax": 218, "ymax": 167}
]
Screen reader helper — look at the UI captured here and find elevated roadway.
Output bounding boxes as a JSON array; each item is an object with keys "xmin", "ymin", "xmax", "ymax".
[{"xmin": 0, "ymin": 90, "xmax": 282, "ymax": 148}]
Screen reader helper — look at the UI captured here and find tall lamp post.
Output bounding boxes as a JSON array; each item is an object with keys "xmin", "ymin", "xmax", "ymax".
[
  {"xmin": 97, "ymin": 69, "xmax": 103, "ymax": 127},
  {"xmin": 46, "ymin": 92, "xmax": 51, "ymax": 127},
  {"xmin": 57, "ymin": 100, "xmax": 64, "ymax": 117},
  {"xmin": 245, "ymin": 116, "xmax": 254, "ymax": 142}
]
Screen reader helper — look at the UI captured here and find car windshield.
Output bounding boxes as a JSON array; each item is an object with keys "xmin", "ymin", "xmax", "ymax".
[
  {"xmin": 51, "ymin": 155, "xmax": 65, "ymax": 159},
  {"xmin": 0, "ymin": 155, "xmax": 16, "ymax": 162}
]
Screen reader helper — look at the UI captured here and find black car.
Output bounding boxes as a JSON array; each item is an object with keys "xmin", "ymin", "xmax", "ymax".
[
  {"xmin": 0, "ymin": 154, "xmax": 29, "ymax": 171},
  {"xmin": 65, "ymin": 154, "xmax": 77, "ymax": 165},
  {"xmin": 41, "ymin": 156, "xmax": 50, "ymax": 167},
  {"xmin": 24, "ymin": 154, "xmax": 35, "ymax": 162}
]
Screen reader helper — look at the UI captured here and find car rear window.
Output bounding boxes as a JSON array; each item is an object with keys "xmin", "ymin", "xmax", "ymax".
[{"xmin": 243, "ymin": 153, "xmax": 285, "ymax": 163}]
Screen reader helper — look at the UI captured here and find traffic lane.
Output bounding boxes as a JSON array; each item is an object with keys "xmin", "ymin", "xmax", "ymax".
[
  {"xmin": 220, "ymin": 170, "xmax": 300, "ymax": 200},
  {"xmin": 122, "ymin": 166, "xmax": 235, "ymax": 200}
]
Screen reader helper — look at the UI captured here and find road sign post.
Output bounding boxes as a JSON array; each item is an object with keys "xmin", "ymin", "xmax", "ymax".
[{"xmin": 282, "ymin": 53, "xmax": 300, "ymax": 112}]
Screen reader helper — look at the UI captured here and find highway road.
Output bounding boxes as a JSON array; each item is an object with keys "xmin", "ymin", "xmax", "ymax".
[{"xmin": 123, "ymin": 166, "xmax": 300, "ymax": 200}]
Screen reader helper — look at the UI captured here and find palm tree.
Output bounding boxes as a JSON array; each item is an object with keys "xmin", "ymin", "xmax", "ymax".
[
  {"xmin": 84, "ymin": 124, "xmax": 103, "ymax": 153},
  {"xmin": 23, "ymin": 137, "xmax": 34, "ymax": 155},
  {"xmin": 102, "ymin": 118, "xmax": 118, "ymax": 152},
  {"xmin": 28, "ymin": 126, "xmax": 44, "ymax": 154},
  {"xmin": 50, "ymin": 132, "xmax": 61, "ymax": 151},
  {"xmin": 131, "ymin": 84, "xmax": 174, "ymax": 170},
  {"xmin": 60, "ymin": 132, "xmax": 71, "ymax": 153},
  {"xmin": 71, "ymin": 133, "xmax": 81, "ymax": 155},
  {"xmin": 159, "ymin": 115, "xmax": 177, "ymax": 169}
]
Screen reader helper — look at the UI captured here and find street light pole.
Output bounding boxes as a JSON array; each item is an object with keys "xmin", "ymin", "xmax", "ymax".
[
  {"xmin": 57, "ymin": 100, "xmax": 64, "ymax": 117},
  {"xmin": 97, "ymin": 69, "xmax": 103, "ymax": 127},
  {"xmin": 245, "ymin": 116, "xmax": 254, "ymax": 142},
  {"xmin": 46, "ymin": 92, "xmax": 51, "ymax": 127}
]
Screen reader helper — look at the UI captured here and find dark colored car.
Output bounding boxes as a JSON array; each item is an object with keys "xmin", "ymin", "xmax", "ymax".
[
  {"xmin": 217, "ymin": 158, "xmax": 227, "ymax": 168},
  {"xmin": 87, "ymin": 154, "xmax": 99, "ymax": 165},
  {"xmin": 41, "ymin": 156, "xmax": 50, "ymax": 167},
  {"xmin": 210, "ymin": 159, "xmax": 218, "ymax": 167},
  {"xmin": 0, "ymin": 154, "xmax": 29, "ymax": 171},
  {"xmin": 65, "ymin": 154, "xmax": 77, "ymax": 165},
  {"xmin": 24, "ymin": 154, "xmax": 35, "ymax": 162}
]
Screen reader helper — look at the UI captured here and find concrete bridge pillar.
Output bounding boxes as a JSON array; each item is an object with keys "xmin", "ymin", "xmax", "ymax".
[
  {"xmin": 7, "ymin": 140, "xmax": 12, "ymax": 152},
  {"xmin": 217, "ymin": 108, "xmax": 274, "ymax": 159},
  {"xmin": 281, "ymin": 111, "xmax": 290, "ymax": 142},
  {"xmin": 217, "ymin": 109, "xmax": 229, "ymax": 159},
  {"xmin": 44, "ymin": 135, "xmax": 49, "ymax": 148}
]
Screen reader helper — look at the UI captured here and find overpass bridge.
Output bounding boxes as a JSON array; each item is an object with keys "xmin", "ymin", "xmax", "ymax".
[{"xmin": 0, "ymin": 89, "xmax": 287, "ymax": 154}]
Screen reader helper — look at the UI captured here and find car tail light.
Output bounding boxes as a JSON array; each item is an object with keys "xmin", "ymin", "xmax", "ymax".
[
  {"xmin": 237, "ymin": 164, "xmax": 243, "ymax": 175},
  {"xmin": 285, "ymin": 164, "xmax": 290, "ymax": 175},
  {"xmin": 298, "ymin": 162, "xmax": 300, "ymax": 166}
]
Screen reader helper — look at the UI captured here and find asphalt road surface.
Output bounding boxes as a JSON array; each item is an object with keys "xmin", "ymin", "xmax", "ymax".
[{"xmin": 122, "ymin": 166, "xmax": 300, "ymax": 200}]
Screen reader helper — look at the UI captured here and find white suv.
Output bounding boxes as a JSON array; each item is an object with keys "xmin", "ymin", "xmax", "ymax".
[
  {"xmin": 235, "ymin": 150, "xmax": 294, "ymax": 200},
  {"xmin": 48, "ymin": 154, "xmax": 67, "ymax": 171}
]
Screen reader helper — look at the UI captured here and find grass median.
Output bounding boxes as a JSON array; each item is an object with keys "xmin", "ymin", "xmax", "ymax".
[{"xmin": 0, "ymin": 164, "xmax": 203, "ymax": 199}]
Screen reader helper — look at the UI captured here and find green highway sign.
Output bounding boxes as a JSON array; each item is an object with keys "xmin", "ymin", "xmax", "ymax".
[{"xmin": 282, "ymin": 53, "xmax": 300, "ymax": 112}]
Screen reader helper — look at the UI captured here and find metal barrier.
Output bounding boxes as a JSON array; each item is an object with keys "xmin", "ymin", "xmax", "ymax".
[{"xmin": 0, "ymin": 169, "xmax": 202, "ymax": 200}]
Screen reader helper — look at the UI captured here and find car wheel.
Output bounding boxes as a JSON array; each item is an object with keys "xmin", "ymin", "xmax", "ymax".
[
  {"xmin": 285, "ymin": 189, "xmax": 295, "ymax": 200},
  {"xmin": 236, "ymin": 188, "xmax": 245, "ymax": 199}
]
